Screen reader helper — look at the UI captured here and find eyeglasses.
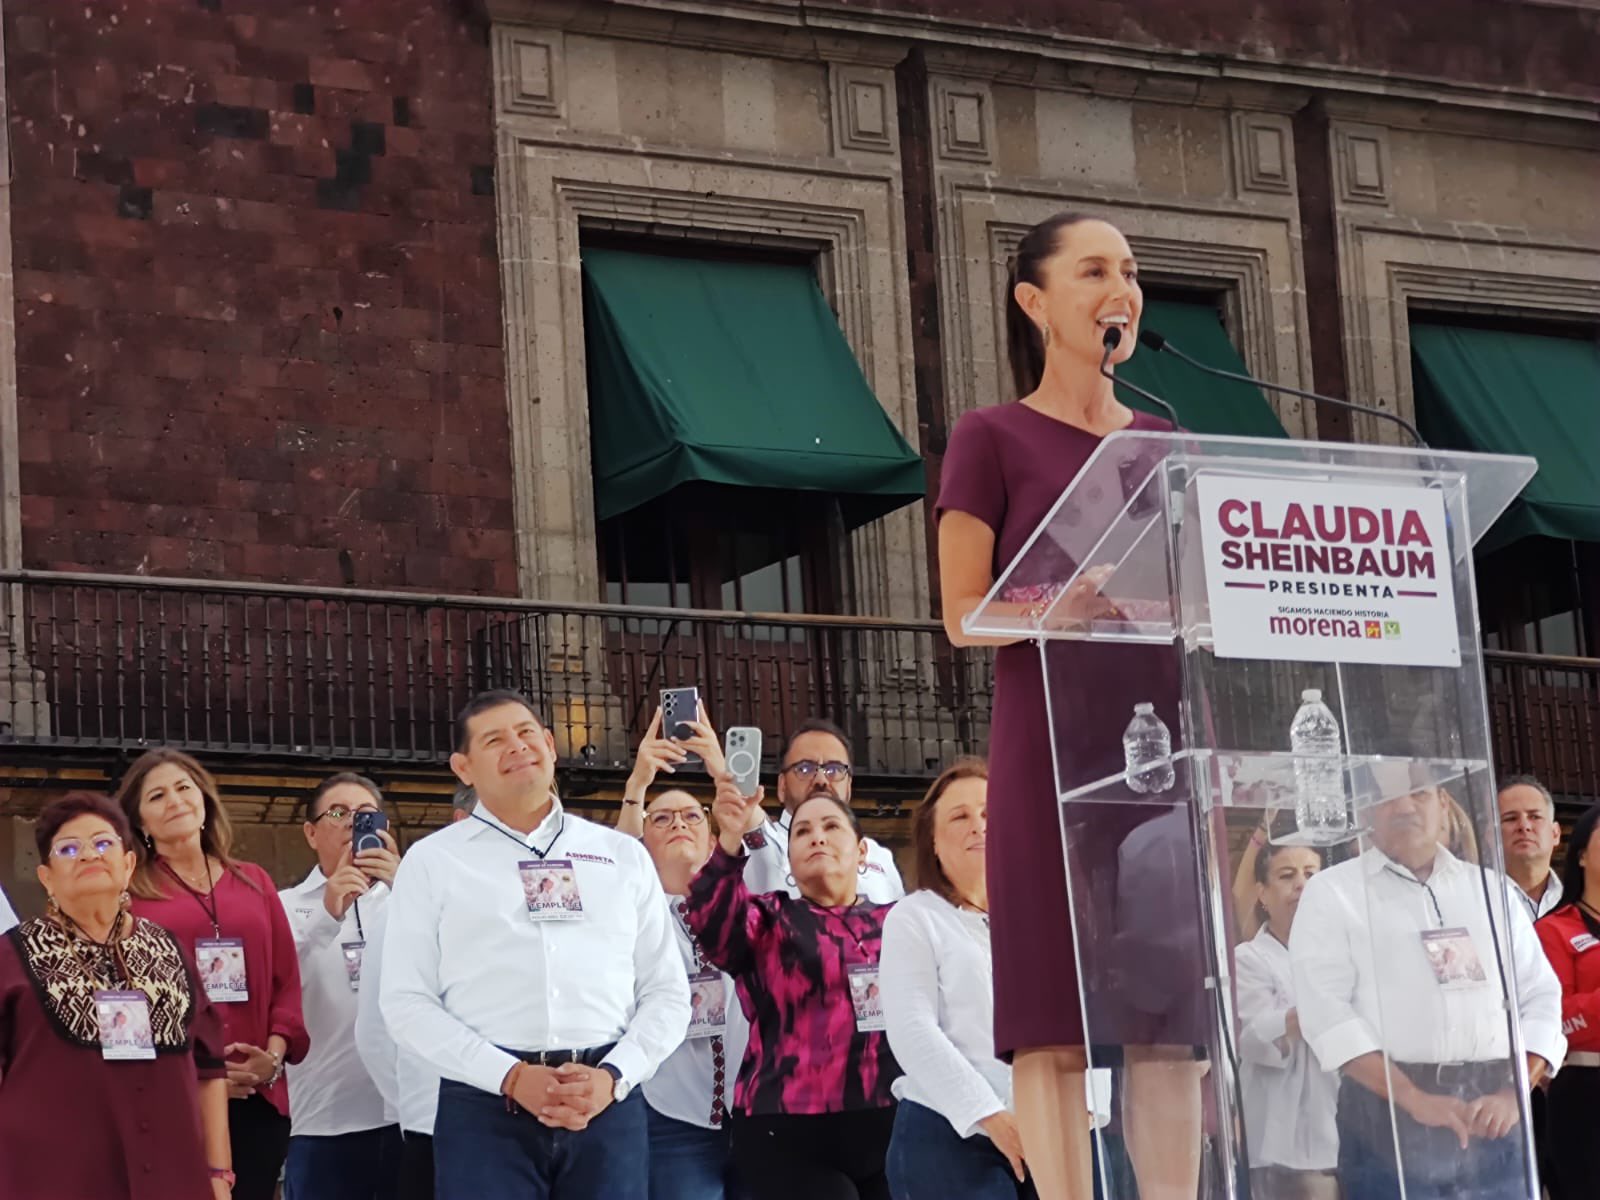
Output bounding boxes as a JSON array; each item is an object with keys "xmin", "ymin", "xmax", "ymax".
[
  {"xmin": 50, "ymin": 835, "xmax": 124, "ymax": 860},
  {"xmin": 311, "ymin": 804, "xmax": 379, "ymax": 825},
  {"xmin": 781, "ymin": 760, "xmax": 852, "ymax": 782},
  {"xmin": 647, "ymin": 808, "xmax": 708, "ymax": 831}
]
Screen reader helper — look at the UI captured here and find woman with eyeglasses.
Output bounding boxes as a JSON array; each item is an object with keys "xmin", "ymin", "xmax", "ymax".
[
  {"xmin": 117, "ymin": 748, "xmax": 309, "ymax": 1200},
  {"xmin": 685, "ymin": 777, "xmax": 903, "ymax": 1200},
  {"xmin": 617, "ymin": 708, "xmax": 748, "ymax": 1200},
  {"xmin": 0, "ymin": 792, "xmax": 233, "ymax": 1198}
]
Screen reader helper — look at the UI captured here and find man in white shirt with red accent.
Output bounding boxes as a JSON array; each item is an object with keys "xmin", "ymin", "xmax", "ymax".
[
  {"xmin": 1290, "ymin": 763, "xmax": 1565, "ymax": 1200},
  {"xmin": 355, "ymin": 785, "xmax": 477, "ymax": 1200},
  {"xmin": 281, "ymin": 771, "xmax": 403, "ymax": 1200},
  {"xmin": 732, "ymin": 718, "xmax": 904, "ymax": 904},
  {"xmin": 381, "ymin": 691, "xmax": 690, "ymax": 1200}
]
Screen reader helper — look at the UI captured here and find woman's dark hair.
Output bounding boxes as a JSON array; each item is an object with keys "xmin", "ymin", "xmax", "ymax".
[
  {"xmin": 1254, "ymin": 839, "xmax": 1324, "ymax": 887},
  {"xmin": 1559, "ymin": 803, "xmax": 1600, "ymax": 931},
  {"xmin": 306, "ymin": 772, "xmax": 384, "ymax": 822},
  {"xmin": 912, "ymin": 758, "xmax": 988, "ymax": 907},
  {"xmin": 114, "ymin": 748, "xmax": 259, "ymax": 899},
  {"xmin": 35, "ymin": 792, "xmax": 134, "ymax": 860},
  {"xmin": 1005, "ymin": 211, "xmax": 1094, "ymax": 398},
  {"xmin": 788, "ymin": 792, "xmax": 861, "ymax": 840}
]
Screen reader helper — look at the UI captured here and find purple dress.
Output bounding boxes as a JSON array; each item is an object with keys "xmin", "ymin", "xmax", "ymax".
[{"xmin": 939, "ymin": 402, "xmax": 1199, "ymax": 1057}]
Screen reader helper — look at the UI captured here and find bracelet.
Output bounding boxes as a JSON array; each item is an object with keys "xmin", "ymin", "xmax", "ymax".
[
  {"xmin": 265, "ymin": 1051, "xmax": 285, "ymax": 1087},
  {"xmin": 209, "ymin": 1167, "xmax": 236, "ymax": 1186},
  {"xmin": 621, "ymin": 797, "xmax": 642, "ymax": 807}
]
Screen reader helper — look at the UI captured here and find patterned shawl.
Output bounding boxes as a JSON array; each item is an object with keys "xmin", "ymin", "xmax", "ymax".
[{"xmin": 10, "ymin": 915, "xmax": 197, "ymax": 1052}]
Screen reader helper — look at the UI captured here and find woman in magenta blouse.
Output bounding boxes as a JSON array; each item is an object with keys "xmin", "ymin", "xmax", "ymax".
[
  {"xmin": 688, "ymin": 780, "xmax": 901, "ymax": 1200},
  {"xmin": 118, "ymin": 748, "xmax": 310, "ymax": 1200}
]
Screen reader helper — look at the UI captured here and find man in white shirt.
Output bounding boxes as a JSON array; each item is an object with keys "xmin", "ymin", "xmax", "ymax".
[
  {"xmin": 355, "ymin": 785, "xmax": 477, "ymax": 1200},
  {"xmin": 281, "ymin": 772, "xmax": 403, "ymax": 1200},
  {"xmin": 1290, "ymin": 765, "xmax": 1566, "ymax": 1200},
  {"xmin": 1498, "ymin": 775, "xmax": 1563, "ymax": 922},
  {"xmin": 730, "ymin": 718, "xmax": 904, "ymax": 903},
  {"xmin": 380, "ymin": 690, "xmax": 690, "ymax": 1200}
]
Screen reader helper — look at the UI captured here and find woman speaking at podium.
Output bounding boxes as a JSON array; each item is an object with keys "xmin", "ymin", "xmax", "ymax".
[{"xmin": 936, "ymin": 212, "xmax": 1202, "ymax": 1200}]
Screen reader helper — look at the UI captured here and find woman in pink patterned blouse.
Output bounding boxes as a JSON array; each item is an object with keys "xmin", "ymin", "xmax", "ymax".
[{"xmin": 686, "ymin": 781, "xmax": 901, "ymax": 1200}]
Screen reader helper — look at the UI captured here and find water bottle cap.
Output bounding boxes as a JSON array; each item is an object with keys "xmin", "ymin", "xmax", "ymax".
[
  {"xmin": 1133, "ymin": 702, "xmax": 1154, "ymax": 714},
  {"xmin": 1301, "ymin": 689, "xmax": 1322, "ymax": 703}
]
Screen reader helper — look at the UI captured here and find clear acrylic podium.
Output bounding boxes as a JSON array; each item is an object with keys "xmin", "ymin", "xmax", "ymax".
[{"xmin": 966, "ymin": 432, "xmax": 1543, "ymax": 1199}]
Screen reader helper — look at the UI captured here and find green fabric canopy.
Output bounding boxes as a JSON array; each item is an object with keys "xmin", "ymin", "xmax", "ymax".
[
  {"xmin": 581, "ymin": 247, "xmax": 926, "ymax": 524},
  {"xmin": 1412, "ymin": 323, "xmax": 1600, "ymax": 547},
  {"xmin": 1118, "ymin": 298, "xmax": 1286, "ymax": 438}
]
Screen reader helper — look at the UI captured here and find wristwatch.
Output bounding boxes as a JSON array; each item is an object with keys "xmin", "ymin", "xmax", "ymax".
[{"xmin": 600, "ymin": 1062, "xmax": 630, "ymax": 1102}]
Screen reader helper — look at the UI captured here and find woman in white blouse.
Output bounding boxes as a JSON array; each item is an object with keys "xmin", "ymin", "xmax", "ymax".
[
  {"xmin": 1234, "ymin": 841, "xmax": 1338, "ymax": 1200},
  {"xmin": 880, "ymin": 759, "xmax": 1036, "ymax": 1199}
]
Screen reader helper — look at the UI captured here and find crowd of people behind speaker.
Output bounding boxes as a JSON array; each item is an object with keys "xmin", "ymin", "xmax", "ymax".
[{"xmin": 0, "ymin": 687, "xmax": 1597, "ymax": 1200}]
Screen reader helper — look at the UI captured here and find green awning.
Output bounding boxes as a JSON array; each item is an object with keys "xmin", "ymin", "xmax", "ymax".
[
  {"xmin": 581, "ymin": 247, "xmax": 926, "ymax": 524},
  {"xmin": 1119, "ymin": 298, "xmax": 1287, "ymax": 438},
  {"xmin": 1412, "ymin": 324, "xmax": 1600, "ymax": 546}
]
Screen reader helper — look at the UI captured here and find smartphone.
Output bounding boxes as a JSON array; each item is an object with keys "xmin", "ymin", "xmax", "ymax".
[
  {"xmin": 725, "ymin": 726, "xmax": 763, "ymax": 797},
  {"xmin": 661, "ymin": 686, "xmax": 702, "ymax": 766},
  {"xmin": 352, "ymin": 809, "xmax": 389, "ymax": 856}
]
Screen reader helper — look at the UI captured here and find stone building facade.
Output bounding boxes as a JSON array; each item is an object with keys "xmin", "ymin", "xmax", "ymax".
[{"xmin": 0, "ymin": 0, "xmax": 1596, "ymax": 902}]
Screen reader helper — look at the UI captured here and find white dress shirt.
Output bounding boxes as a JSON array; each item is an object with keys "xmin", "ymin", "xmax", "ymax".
[
  {"xmin": 0, "ymin": 886, "xmax": 16, "ymax": 935},
  {"xmin": 1513, "ymin": 871, "xmax": 1563, "ymax": 923},
  {"xmin": 880, "ymin": 890, "xmax": 1112, "ymax": 1139},
  {"xmin": 281, "ymin": 869, "xmax": 393, "ymax": 1137},
  {"xmin": 355, "ymin": 899, "xmax": 440, "ymax": 1135},
  {"xmin": 1289, "ymin": 846, "xmax": 1566, "ymax": 1074},
  {"xmin": 1234, "ymin": 925, "xmax": 1339, "ymax": 1171},
  {"xmin": 380, "ymin": 798, "xmax": 690, "ymax": 1097},
  {"xmin": 742, "ymin": 812, "xmax": 904, "ymax": 903},
  {"xmin": 640, "ymin": 896, "xmax": 750, "ymax": 1131}
]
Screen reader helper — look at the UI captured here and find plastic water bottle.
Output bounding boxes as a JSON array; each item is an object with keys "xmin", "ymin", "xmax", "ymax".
[
  {"xmin": 1122, "ymin": 703, "xmax": 1174, "ymax": 794},
  {"xmin": 1290, "ymin": 689, "xmax": 1347, "ymax": 839}
]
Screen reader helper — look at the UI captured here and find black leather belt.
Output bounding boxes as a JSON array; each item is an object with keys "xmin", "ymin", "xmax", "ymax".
[
  {"xmin": 1396, "ymin": 1060, "xmax": 1511, "ymax": 1093},
  {"xmin": 504, "ymin": 1042, "xmax": 617, "ymax": 1069}
]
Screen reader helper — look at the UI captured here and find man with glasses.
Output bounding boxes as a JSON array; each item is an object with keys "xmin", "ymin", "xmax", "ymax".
[
  {"xmin": 727, "ymin": 717, "xmax": 903, "ymax": 903},
  {"xmin": 280, "ymin": 772, "xmax": 403, "ymax": 1200}
]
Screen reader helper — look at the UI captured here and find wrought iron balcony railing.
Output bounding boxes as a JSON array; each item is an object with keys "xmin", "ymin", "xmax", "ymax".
[
  {"xmin": 2, "ymin": 571, "xmax": 1596, "ymax": 807},
  {"xmin": 0, "ymin": 571, "xmax": 992, "ymax": 782}
]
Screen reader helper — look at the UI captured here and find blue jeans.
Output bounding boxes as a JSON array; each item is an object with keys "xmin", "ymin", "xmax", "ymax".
[
  {"xmin": 283, "ymin": 1125, "xmax": 402, "ymax": 1200},
  {"xmin": 434, "ymin": 1079, "xmax": 648, "ymax": 1200},
  {"xmin": 1335, "ymin": 1076, "xmax": 1528, "ymax": 1200},
  {"xmin": 886, "ymin": 1100, "xmax": 1036, "ymax": 1200},
  {"xmin": 646, "ymin": 1100, "xmax": 737, "ymax": 1200}
]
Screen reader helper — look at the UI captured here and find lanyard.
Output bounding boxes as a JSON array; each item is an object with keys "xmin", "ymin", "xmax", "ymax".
[
  {"xmin": 160, "ymin": 858, "xmax": 222, "ymax": 937},
  {"xmin": 807, "ymin": 901, "xmax": 873, "ymax": 960},
  {"xmin": 352, "ymin": 897, "xmax": 364, "ymax": 942},
  {"xmin": 62, "ymin": 910, "xmax": 132, "ymax": 990},
  {"xmin": 1384, "ymin": 865, "xmax": 1446, "ymax": 927},
  {"xmin": 473, "ymin": 811, "xmax": 565, "ymax": 860},
  {"xmin": 674, "ymin": 900, "xmax": 706, "ymax": 970}
]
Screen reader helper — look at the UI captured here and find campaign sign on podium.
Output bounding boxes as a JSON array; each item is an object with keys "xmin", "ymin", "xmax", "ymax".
[{"xmin": 966, "ymin": 431, "xmax": 1543, "ymax": 1200}]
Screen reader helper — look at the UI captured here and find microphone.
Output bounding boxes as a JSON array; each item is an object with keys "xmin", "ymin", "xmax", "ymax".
[
  {"xmin": 1100, "ymin": 327, "xmax": 1185, "ymax": 432},
  {"xmin": 1137, "ymin": 328, "xmax": 1428, "ymax": 448}
]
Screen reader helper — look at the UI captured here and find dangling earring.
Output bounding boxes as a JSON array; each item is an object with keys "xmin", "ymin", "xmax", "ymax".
[
  {"xmin": 46, "ymin": 892, "xmax": 61, "ymax": 920},
  {"xmin": 119, "ymin": 890, "xmax": 132, "ymax": 912},
  {"xmin": 1042, "ymin": 322, "xmax": 1052, "ymax": 349}
]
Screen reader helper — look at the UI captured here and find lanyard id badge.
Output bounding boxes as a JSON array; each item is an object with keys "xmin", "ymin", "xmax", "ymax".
[
  {"xmin": 519, "ymin": 858, "xmax": 585, "ymax": 921},
  {"xmin": 1421, "ymin": 927, "xmax": 1489, "ymax": 990},
  {"xmin": 196, "ymin": 936, "xmax": 250, "ymax": 1003},
  {"xmin": 687, "ymin": 969, "xmax": 728, "ymax": 1039},
  {"xmin": 846, "ymin": 963, "xmax": 885, "ymax": 1032},
  {"xmin": 341, "ymin": 941, "xmax": 366, "ymax": 991},
  {"xmin": 95, "ymin": 989, "xmax": 156, "ymax": 1061}
]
